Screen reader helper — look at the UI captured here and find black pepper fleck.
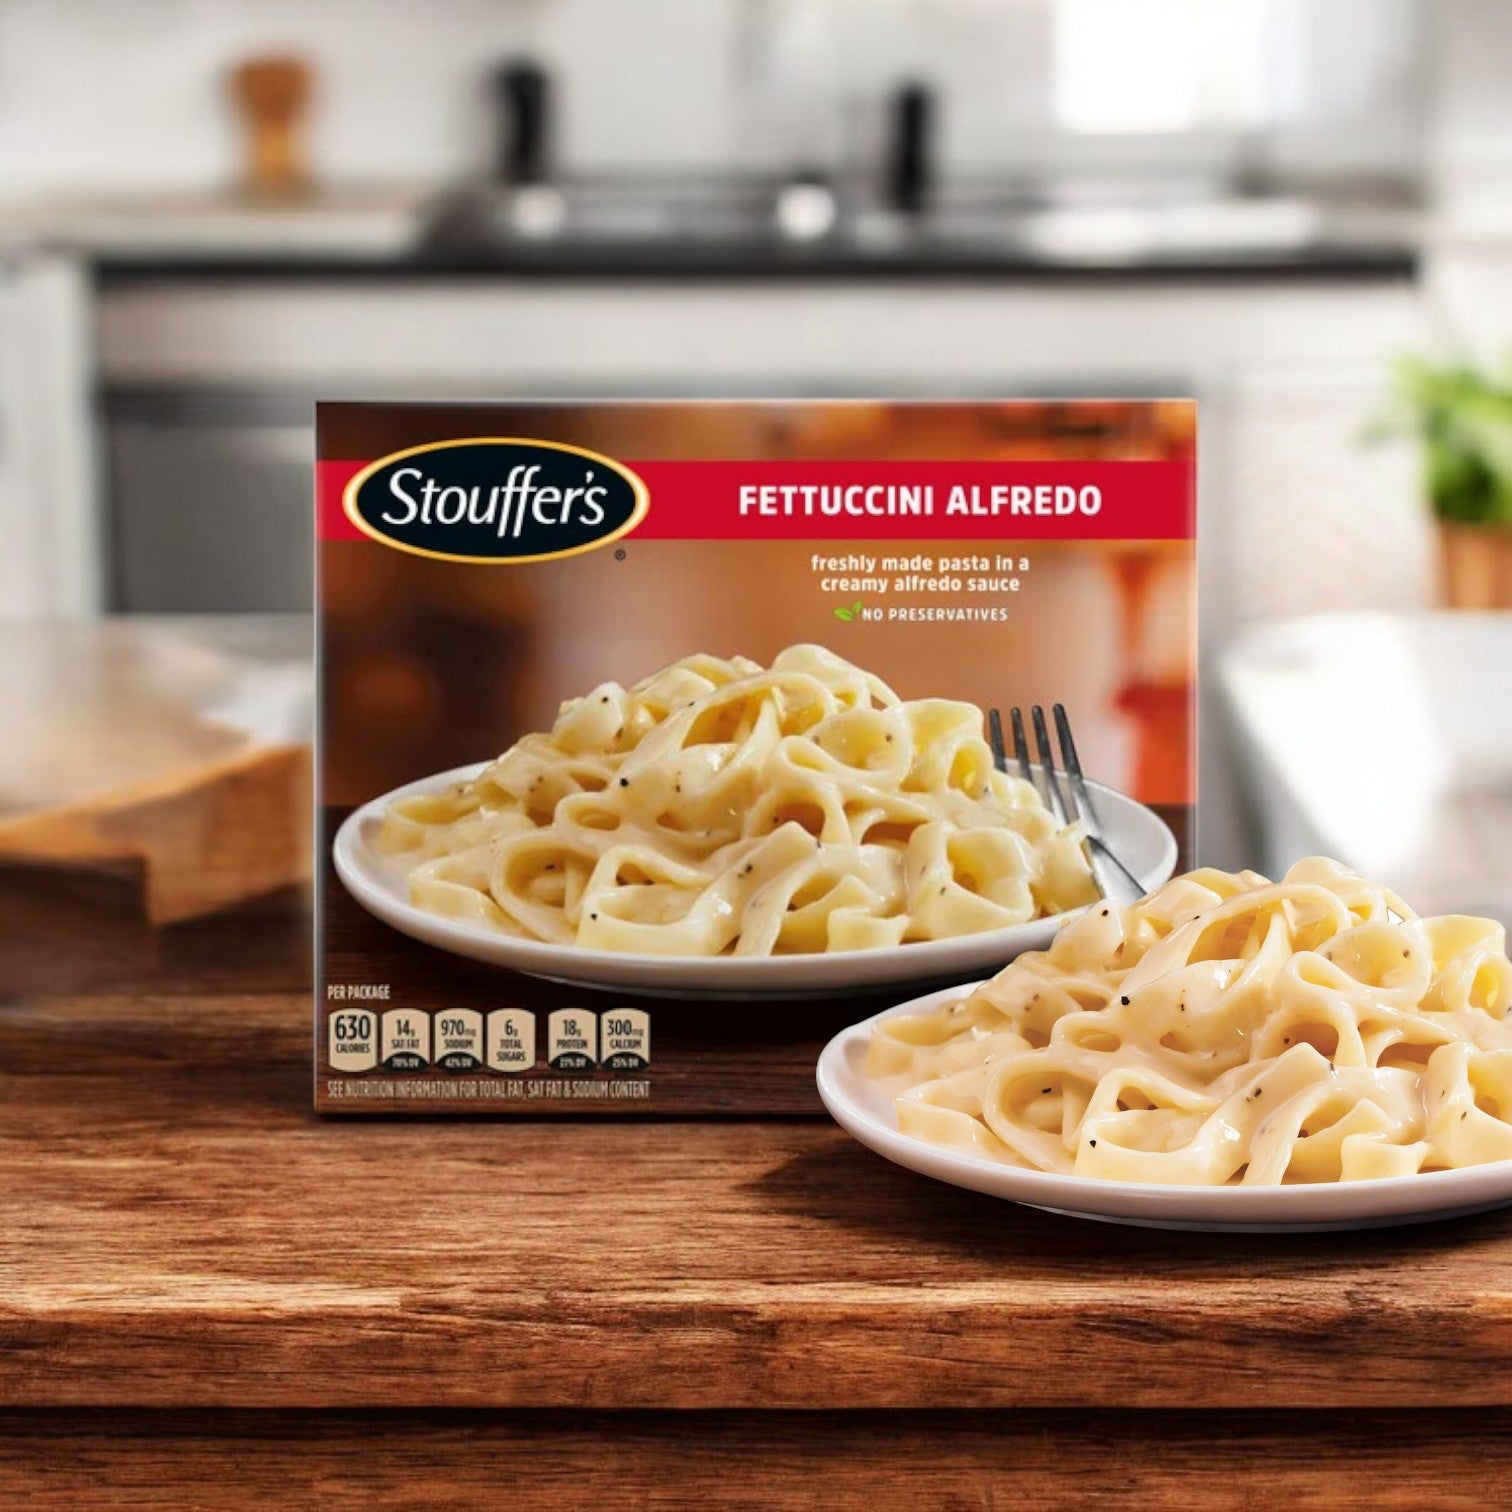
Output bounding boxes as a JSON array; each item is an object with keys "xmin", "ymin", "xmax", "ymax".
[
  {"xmin": 618, "ymin": 777, "xmax": 629, "ymax": 787},
  {"xmin": 1119, "ymin": 996, "xmax": 1130, "ymax": 1005},
  {"xmin": 1089, "ymin": 1139, "xmax": 1097, "ymax": 1147}
]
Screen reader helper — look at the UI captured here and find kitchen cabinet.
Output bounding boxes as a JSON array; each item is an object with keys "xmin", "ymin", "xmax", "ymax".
[
  {"xmin": 0, "ymin": 254, "xmax": 101, "ymax": 616},
  {"xmin": 105, "ymin": 388, "xmax": 314, "ymax": 611}
]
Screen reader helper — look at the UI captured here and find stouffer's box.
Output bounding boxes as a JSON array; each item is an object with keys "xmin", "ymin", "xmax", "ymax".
[{"xmin": 315, "ymin": 400, "xmax": 1196, "ymax": 1114}]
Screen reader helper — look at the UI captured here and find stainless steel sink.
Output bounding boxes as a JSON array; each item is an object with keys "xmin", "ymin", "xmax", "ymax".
[{"xmin": 425, "ymin": 179, "xmax": 806, "ymax": 252}]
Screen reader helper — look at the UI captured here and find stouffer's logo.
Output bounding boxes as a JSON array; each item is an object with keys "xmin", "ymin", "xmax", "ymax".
[{"xmin": 343, "ymin": 438, "xmax": 649, "ymax": 563}]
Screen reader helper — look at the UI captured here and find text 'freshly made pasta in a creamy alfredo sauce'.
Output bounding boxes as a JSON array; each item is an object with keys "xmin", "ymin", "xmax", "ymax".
[
  {"xmin": 869, "ymin": 858, "xmax": 1512, "ymax": 1184},
  {"xmin": 378, "ymin": 644, "xmax": 1097, "ymax": 956}
]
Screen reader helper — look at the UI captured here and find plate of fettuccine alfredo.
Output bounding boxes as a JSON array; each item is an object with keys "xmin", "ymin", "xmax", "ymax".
[{"xmin": 818, "ymin": 858, "xmax": 1512, "ymax": 1229}]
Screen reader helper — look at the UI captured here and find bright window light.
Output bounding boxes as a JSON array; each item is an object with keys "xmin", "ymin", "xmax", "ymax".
[{"xmin": 1054, "ymin": 0, "xmax": 1270, "ymax": 134}]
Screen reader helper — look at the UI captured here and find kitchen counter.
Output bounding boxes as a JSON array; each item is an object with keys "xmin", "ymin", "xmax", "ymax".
[
  {"xmin": 0, "ymin": 185, "xmax": 1420, "ymax": 281},
  {"xmin": 0, "ymin": 187, "xmax": 429, "ymax": 264},
  {"xmin": 5, "ymin": 819, "xmax": 1512, "ymax": 1505},
  {"xmin": 94, "ymin": 245, "xmax": 1421, "ymax": 283},
  {"xmin": 3, "ymin": 617, "xmax": 1507, "ymax": 1506}
]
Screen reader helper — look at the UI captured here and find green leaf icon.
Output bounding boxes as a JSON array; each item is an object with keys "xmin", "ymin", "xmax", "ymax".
[
  {"xmin": 833, "ymin": 607, "xmax": 854, "ymax": 621},
  {"xmin": 853, "ymin": 600, "xmax": 864, "ymax": 614}
]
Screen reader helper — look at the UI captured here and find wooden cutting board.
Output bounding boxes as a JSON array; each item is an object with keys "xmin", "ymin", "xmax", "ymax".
[{"xmin": 0, "ymin": 618, "xmax": 310, "ymax": 924}]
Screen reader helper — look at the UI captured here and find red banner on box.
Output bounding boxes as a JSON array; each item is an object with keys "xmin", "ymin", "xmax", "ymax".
[{"xmin": 318, "ymin": 458, "xmax": 1192, "ymax": 543}]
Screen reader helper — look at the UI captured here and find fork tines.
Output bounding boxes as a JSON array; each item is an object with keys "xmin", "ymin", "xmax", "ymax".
[
  {"xmin": 988, "ymin": 700, "xmax": 1148, "ymax": 905},
  {"xmin": 988, "ymin": 701, "xmax": 1085, "ymax": 826}
]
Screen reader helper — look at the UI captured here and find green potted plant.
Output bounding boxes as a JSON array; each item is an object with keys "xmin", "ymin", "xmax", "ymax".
[{"xmin": 1372, "ymin": 356, "xmax": 1512, "ymax": 608}]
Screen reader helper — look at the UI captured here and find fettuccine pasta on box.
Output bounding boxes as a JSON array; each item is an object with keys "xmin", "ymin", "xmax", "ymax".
[{"xmin": 379, "ymin": 644, "xmax": 1098, "ymax": 956}]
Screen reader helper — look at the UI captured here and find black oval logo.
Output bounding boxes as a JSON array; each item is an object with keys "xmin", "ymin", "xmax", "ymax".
[{"xmin": 343, "ymin": 438, "xmax": 649, "ymax": 563}]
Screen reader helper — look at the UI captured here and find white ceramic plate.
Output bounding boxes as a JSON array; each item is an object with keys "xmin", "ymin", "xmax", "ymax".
[
  {"xmin": 332, "ymin": 763, "xmax": 1177, "ymax": 999},
  {"xmin": 818, "ymin": 985, "xmax": 1512, "ymax": 1231}
]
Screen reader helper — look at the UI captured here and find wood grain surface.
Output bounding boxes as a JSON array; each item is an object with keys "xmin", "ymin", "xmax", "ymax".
[
  {"xmin": 0, "ymin": 745, "xmax": 310, "ymax": 925},
  {"xmin": 6, "ymin": 989, "xmax": 1512, "ymax": 1413},
  {"xmin": 2, "ymin": 1409, "xmax": 1508, "ymax": 1510},
  {"xmin": 0, "ymin": 869, "xmax": 308, "ymax": 1000},
  {"xmin": 0, "ymin": 617, "xmax": 312, "ymax": 924}
]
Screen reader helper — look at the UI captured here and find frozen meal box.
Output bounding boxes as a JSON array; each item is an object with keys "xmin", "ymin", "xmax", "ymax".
[{"xmin": 316, "ymin": 400, "xmax": 1196, "ymax": 1113}]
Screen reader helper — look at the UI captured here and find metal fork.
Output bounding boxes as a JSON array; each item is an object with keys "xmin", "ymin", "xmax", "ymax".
[{"xmin": 988, "ymin": 702, "xmax": 1147, "ymax": 906}]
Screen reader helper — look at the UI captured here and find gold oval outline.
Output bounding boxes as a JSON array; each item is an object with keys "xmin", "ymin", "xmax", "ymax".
[{"xmin": 341, "ymin": 436, "xmax": 651, "ymax": 564}]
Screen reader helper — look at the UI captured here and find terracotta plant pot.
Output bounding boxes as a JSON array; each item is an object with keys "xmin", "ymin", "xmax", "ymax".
[{"xmin": 1437, "ymin": 521, "xmax": 1512, "ymax": 609}]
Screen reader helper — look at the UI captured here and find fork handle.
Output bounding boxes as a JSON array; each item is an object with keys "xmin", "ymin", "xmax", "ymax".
[{"xmin": 1087, "ymin": 835, "xmax": 1149, "ymax": 906}]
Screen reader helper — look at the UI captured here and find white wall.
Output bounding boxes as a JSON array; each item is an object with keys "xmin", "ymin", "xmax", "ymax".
[
  {"xmin": 0, "ymin": 0, "xmax": 746, "ymax": 191},
  {"xmin": 0, "ymin": 0, "xmax": 1431, "ymax": 197},
  {"xmin": 1424, "ymin": 0, "xmax": 1512, "ymax": 356}
]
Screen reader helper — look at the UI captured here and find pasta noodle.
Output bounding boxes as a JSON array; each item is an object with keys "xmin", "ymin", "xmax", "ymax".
[
  {"xmin": 378, "ymin": 643, "xmax": 1097, "ymax": 956},
  {"xmin": 869, "ymin": 857, "xmax": 1512, "ymax": 1183}
]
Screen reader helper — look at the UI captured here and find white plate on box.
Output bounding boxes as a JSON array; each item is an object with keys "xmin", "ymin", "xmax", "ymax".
[
  {"xmin": 332, "ymin": 763, "xmax": 1177, "ymax": 999},
  {"xmin": 817, "ymin": 986, "xmax": 1512, "ymax": 1231}
]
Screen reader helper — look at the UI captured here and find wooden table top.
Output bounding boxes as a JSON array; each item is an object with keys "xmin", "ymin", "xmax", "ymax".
[{"xmin": 6, "ymin": 863, "xmax": 1512, "ymax": 1421}]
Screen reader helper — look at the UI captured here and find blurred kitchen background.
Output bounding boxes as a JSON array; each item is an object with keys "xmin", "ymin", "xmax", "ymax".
[{"xmin": 2, "ymin": 0, "xmax": 1510, "ymax": 921}]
